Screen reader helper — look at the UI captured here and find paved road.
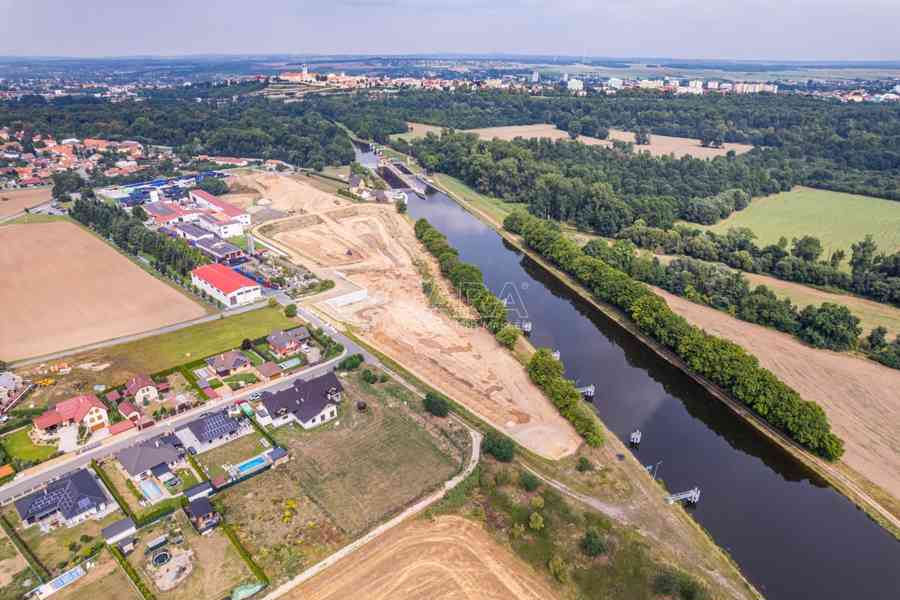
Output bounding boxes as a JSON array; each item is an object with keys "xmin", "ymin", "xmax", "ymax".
[{"xmin": 0, "ymin": 324, "xmax": 368, "ymax": 506}]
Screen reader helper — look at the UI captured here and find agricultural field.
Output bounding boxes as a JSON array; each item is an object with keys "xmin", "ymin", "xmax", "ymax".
[
  {"xmin": 398, "ymin": 122, "xmax": 753, "ymax": 159},
  {"xmin": 696, "ymin": 187, "xmax": 900, "ymax": 258},
  {"xmin": 0, "ymin": 187, "xmax": 51, "ymax": 219},
  {"xmin": 0, "ymin": 221, "xmax": 207, "ymax": 361},
  {"xmin": 128, "ymin": 511, "xmax": 255, "ymax": 600},
  {"xmin": 194, "ymin": 431, "xmax": 269, "ymax": 482},
  {"xmin": 216, "ymin": 367, "xmax": 466, "ymax": 585},
  {"xmin": 16, "ymin": 307, "xmax": 297, "ymax": 413},
  {"xmin": 286, "ymin": 516, "xmax": 560, "ymax": 600}
]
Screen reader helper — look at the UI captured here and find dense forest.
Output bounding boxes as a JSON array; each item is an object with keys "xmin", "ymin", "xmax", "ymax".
[
  {"xmin": 0, "ymin": 94, "xmax": 354, "ymax": 169},
  {"xmin": 504, "ymin": 210, "xmax": 844, "ymax": 461}
]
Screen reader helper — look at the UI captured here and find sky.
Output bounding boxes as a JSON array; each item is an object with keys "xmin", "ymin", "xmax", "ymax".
[{"xmin": 2, "ymin": 0, "xmax": 899, "ymax": 60}]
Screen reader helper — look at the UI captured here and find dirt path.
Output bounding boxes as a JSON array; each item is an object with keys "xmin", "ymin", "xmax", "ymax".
[
  {"xmin": 250, "ymin": 172, "xmax": 580, "ymax": 460},
  {"xmin": 655, "ymin": 287, "xmax": 900, "ymax": 502},
  {"xmin": 282, "ymin": 516, "xmax": 558, "ymax": 600}
]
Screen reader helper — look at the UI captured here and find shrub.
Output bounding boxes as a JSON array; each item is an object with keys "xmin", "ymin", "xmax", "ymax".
[
  {"xmin": 653, "ymin": 567, "xmax": 709, "ymax": 600},
  {"xmin": 495, "ymin": 324, "xmax": 519, "ymax": 349},
  {"xmin": 529, "ymin": 511, "xmax": 544, "ymax": 531},
  {"xmin": 580, "ymin": 527, "xmax": 607, "ymax": 557},
  {"xmin": 423, "ymin": 392, "xmax": 450, "ymax": 417},
  {"xmin": 337, "ymin": 353, "xmax": 364, "ymax": 371},
  {"xmin": 361, "ymin": 369, "xmax": 378, "ymax": 384},
  {"xmin": 240, "ymin": 338, "xmax": 253, "ymax": 351},
  {"xmin": 530, "ymin": 495, "xmax": 545, "ymax": 510},
  {"xmin": 520, "ymin": 470, "xmax": 540, "ymax": 492},
  {"xmin": 482, "ymin": 431, "xmax": 515, "ymax": 462},
  {"xmin": 267, "ymin": 297, "xmax": 278, "ymax": 308},
  {"xmin": 548, "ymin": 555, "xmax": 569, "ymax": 583},
  {"xmin": 576, "ymin": 456, "xmax": 594, "ymax": 472},
  {"xmin": 284, "ymin": 303, "xmax": 298, "ymax": 318}
]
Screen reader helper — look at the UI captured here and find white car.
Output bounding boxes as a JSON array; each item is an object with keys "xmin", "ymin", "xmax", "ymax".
[{"xmin": 249, "ymin": 391, "xmax": 261, "ymax": 401}]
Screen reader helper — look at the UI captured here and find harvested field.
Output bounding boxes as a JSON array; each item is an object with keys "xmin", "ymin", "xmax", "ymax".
[
  {"xmin": 250, "ymin": 172, "xmax": 580, "ymax": 459},
  {"xmin": 0, "ymin": 187, "xmax": 51, "ymax": 219},
  {"xmin": 404, "ymin": 122, "xmax": 753, "ymax": 159},
  {"xmin": 0, "ymin": 221, "xmax": 206, "ymax": 361},
  {"xmin": 655, "ymin": 287, "xmax": 900, "ymax": 502},
  {"xmin": 285, "ymin": 516, "xmax": 559, "ymax": 600}
]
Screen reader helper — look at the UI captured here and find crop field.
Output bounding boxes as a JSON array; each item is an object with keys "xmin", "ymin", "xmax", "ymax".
[
  {"xmin": 0, "ymin": 187, "xmax": 51, "ymax": 219},
  {"xmin": 399, "ymin": 122, "xmax": 752, "ymax": 159},
  {"xmin": 286, "ymin": 516, "xmax": 560, "ymax": 600},
  {"xmin": 697, "ymin": 187, "xmax": 900, "ymax": 257},
  {"xmin": 0, "ymin": 221, "xmax": 207, "ymax": 361}
]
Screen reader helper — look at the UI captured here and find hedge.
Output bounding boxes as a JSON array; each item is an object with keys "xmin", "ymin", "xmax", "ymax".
[
  {"xmin": 92, "ymin": 460, "xmax": 137, "ymax": 523},
  {"xmin": 0, "ymin": 513, "xmax": 49, "ymax": 581},
  {"xmin": 214, "ymin": 505, "xmax": 270, "ymax": 586},
  {"xmin": 505, "ymin": 210, "xmax": 843, "ymax": 461},
  {"xmin": 187, "ymin": 452, "xmax": 210, "ymax": 483},
  {"xmin": 110, "ymin": 545, "xmax": 156, "ymax": 600}
]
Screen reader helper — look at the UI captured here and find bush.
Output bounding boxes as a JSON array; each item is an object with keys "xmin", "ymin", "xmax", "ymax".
[
  {"xmin": 267, "ymin": 297, "xmax": 278, "ymax": 308},
  {"xmin": 361, "ymin": 369, "xmax": 378, "ymax": 384},
  {"xmin": 495, "ymin": 324, "xmax": 519, "ymax": 349},
  {"xmin": 653, "ymin": 568, "xmax": 709, "ymax": 600},
  {"xmin": 482, "ymin": 431, "xmax": 515, "ymax": 462},
  {"xmin": 423, "ymin": 392, "xmax": 450, "ymax": 417},
  {"xmin": 576, "ymin": 456, "xmax": 594, "ymax": 472},
  {"xmin": 529, "ymin": 511, "xmax": 544, "ymax": 531},
  {"xmin": 240, "ymin": 338, "xmax": 253, "ymax": 351},
  {"xmin": 548, "ymin": 555, "xmax": 569, "ymax": 583},
  {"xmin": 494, "ymin": 468, "xmax": 512, "ymax": 486},
  {"xmin": 519, "ymin": 470, "xmax": 540, "ymax": 492},
  {"xmin": 530, "ymin": 495, "xmax": 545, "ymax": 510},
  {"xmin": 337, "ymin": 353, "xmax": 364, "ymax": 371},
  {"xmin": 580, "ymin": 527, "xmax": 607, "ymax": 556},
  {"xmin": 284, "ymin": 303, "xmax": 298, "ymax": 318}
]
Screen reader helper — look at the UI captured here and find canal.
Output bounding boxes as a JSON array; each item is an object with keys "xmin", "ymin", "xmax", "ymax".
[{"xmin": 402, "ymin": 185, "xmax": 900, "ymax": 600}]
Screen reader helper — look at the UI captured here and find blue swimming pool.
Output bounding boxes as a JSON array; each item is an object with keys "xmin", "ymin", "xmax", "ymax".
[
  {"xmin": 236, "ymin": 455, "xmax": 267, "ymax": 475},
  {"xmin": 140, "ymin": 479, "xmax": 164, "ymax": 502}
]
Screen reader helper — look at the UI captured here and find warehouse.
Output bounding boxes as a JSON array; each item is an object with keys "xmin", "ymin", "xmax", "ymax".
[{"xmin": 191, "ymin": 263, "xmax": 261, "ymax": 307}]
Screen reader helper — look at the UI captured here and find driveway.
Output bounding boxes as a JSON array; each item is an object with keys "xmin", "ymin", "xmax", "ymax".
[{"xmin": 57, "ymin": 425, "xmax": 78, "ymax": 453}]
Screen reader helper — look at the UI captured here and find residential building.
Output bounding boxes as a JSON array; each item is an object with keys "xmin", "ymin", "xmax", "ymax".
[
  {"xmin": 266, "ymin": 327, "xmax": 310, "ymax": 358},
  {"xmin": 15, "ymin": 469, "xmax": 113, "ymax": 531},
  {"xmin": 176, "ymin": 410, "xmax": 243, "ymax": 452},
  {"xmin": 260, "ymin": 371, "xmax": 342, "ymax": 430},
  {"xmin": 607, "ymin": 77, "xmax": 624, "ymax": 90},
  {"xmin": 206, "ymin": 350, "xmax": 251, "ymax": 376},
  {"xmin": 185, "ymin": 497, "xmax": 219, "ymax": 533},
  {"xmin": 191, "ymin": 263, "xmax": 261, "ymax": 307},
  {"xmin": 567, "ymin": 78, "xmax": 584, "ymax": 92},
  {"xmin": 118, "ymin": 401, "xmax": 142, "ymax": 422},
  {"xmin": 184, "ymin": 481, "xmax": 214, "ymax": 502},
  {"xmin": 102, "ymin": 517, "xmax": 137, "ymax": 553},
  {"xmin": 115, "ymin": 435, "xmax": 184, "ymax": 481},
  {"xmin": 125, "ymin": 374, "xmax": 158, "ymax": 404},
  {"xmin": 33, "ymin": 394, "xmax": 108, "ymax": 441},
  {"xmin": 195, "ymin": 237, "xmax": 244, "ymax": 263}
]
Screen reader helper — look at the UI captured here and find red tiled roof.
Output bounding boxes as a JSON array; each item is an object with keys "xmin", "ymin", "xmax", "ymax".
[
  {"xmin": 125, "ymin": 374, "xmax": 154, "ymax": 396},
  {"xmin": 118, "ymin": 401, "xmax": 141, "ymax": 418},
  {"xmin": 109, "ymin": 420, "xmax": 135, "ymax": 435},
  {"xmin": 191, "ymin": 189, "xmax": 244, "ymax": 218},
  {"xmin": 0, "ymin": 464, "xmax": 14, "ymax": 478},
  {"xmin": 191, "ymin": 263, "xmax": 257, "ymax": 295},
  {"xmin": 34, "ymin": 394, "xmax": 106, "ymax": 430}
]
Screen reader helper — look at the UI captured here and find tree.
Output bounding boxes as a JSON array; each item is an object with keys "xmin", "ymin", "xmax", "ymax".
[
  {"xmin": 547, "ymin": 556, "xmax": 568, "ymax": 583},
  {"xmin": 867, "ymin": 326, "xmax": 888, "ymax": 349},
  {"xmin": 495, "ymin": 324, "xmax": 519, "ymax": 349},
  {"xmin": 791, "ymin": 236, "xmax": 824, "ymax": 262},
  {"xmin": 519, "ymin": 470, "xmax": 540, "ymax": 492},
  {"xmin": 284, "ymin": 303, "xmax": 297, "ymax": 318},
  {"xmin": 798, "ymin": 303, "xmax": 862, "ymax": 351},
  {"xmin": 423, "ymin": 392, "xmax": 449, "ymax": 417},
  {"xmin": 240, "ymin": 338, "xmax": 253, "ymax": 351},
  {"xmin": 482, "ymin": 431, "xmax": 515, "ymax": 462},
  {"xmin": 529, "ymin": 511, "xmax": 544, "ymax": 531},
  {"xmin": 634, "ymin": 126, "xmax": 652, "ymax": 145},
  {"xmin": 198, "ymin": 176, "xmax": 229, "ymax": 196},
  {"xmin": 576, "ymin": 456, "xmax": 594, "ymax": 472},
  {"xmin": 580, "ymin": 528, "xmax": 607, "ymax": 556}
]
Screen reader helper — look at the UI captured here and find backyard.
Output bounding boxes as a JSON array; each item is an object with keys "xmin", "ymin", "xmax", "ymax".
[
  {"xmin": 0, "ymin": 428, "xmax": 57, "ymax": 464},
  {"xmin": 53, "ymin": 549, "xmax": 137, "ymax": 600},
  {"xmin": 194, "ymin": 430, "xmax": 269, "ymax": 482}
]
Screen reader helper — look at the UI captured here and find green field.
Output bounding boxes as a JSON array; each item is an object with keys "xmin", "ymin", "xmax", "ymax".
[
  {"xmin": 434, "ymin": 174, "xmax": 520, "ymax": 225},
  {"xmin": 697, "ymin": 187, "xmax": 900, "ymax": 258},
  {"xmin": 1, "ymin": 429, "xmax": 57, "ymax": 464}
]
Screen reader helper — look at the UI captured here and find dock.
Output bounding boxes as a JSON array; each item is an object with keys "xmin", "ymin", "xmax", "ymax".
[{"xmin": 666, "ymin": 487, "xmax": 701, "ymax": 505}]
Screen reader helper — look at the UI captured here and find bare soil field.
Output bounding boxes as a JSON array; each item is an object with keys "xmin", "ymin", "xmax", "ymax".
[
  {"xmin": 406, "ymin": 122, "xmax": 753, "ymax": 159},
  {"xmin": 0, "ymin": 187, "xmax": 51, "ymax": 219},
  {"xmin": 249, "ymin": 173, "xmax": 580, "ymax": 459},
  {"xmin": 286, "ymin": 516, "xmax": 560, "ymax": 600},
  {"xmin": 0, "ymin": 533, "xmax": 27, "ymax": 590},
  {"xmin": 0, "ymin": 221, "xmax": 206, "ymax": 361},
  {"xmin": 654, "ymin": 287, "xmax": 900, "ymax": 501},
  {"xmin": 54, "ymin": 550, "xmax": 137, "ymax": 600}
]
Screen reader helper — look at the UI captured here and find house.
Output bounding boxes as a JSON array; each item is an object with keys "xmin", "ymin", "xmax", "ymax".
[
  {"xmin": 0, "ymin": 372, "xmax": 24, "ymax": 404},
  {"xmin": 14, "ymin": 469, "xmax": 112, "ymax": 531},
  {"xmin": 32, "ymin": 394, "xmax": 108, "ymax": 441},
  {"xmin": 115, "ymin": 435, "xmax": 184, "ymax": 481},
  {"xmin": 102, "ymin": 517, "xmax": 137, "ymax": 553},
  {"xmin": 206, "ymin": 350, "xmax": 250, "ymax": 377},
  {"xmin": 118, "ymin": 401, "xmax": 142, "ymax": 422},
  {"xmin": 185, "ymin": 497, "xmax": 219, "ymax": 533},
  {"xmin": 260, "ymin": 371, "xmax": 342, "ymax": 430},
  {"xmin": 184, "ymin": 481, "xmax": 214, "ymax": 502},
  {"xmin": 195, "ymin": 237, "xmax": 244, "ymax": 263},
  {"xmin": 196, "ymin": 213, "xmax": 245, "ymax": 238},
  {"xmin": 256, "ymin": 362, "xmax": 282, "ymax": 381},
  {"xmin": 266, "ymin": 327, "xmax": 310, "ymax": 358},
  {"xmin": 176, "ymin": 410, "xmax": 243, "ymax": 452},
  {"xmin": 191, "ymin": 263, "xmax": 261, "ymax": 307},
  {"xmin": 125, "ymin": 374, "xmax": 158, "ymax": 404}
]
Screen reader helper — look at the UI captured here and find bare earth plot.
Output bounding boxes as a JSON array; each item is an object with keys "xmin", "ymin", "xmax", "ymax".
[
  {"xmin": 285, "ymin": 516, "xmax": 559, "ymax": 600},
  {"xmin": 654, "ymin": 287, "xmax": 900, "ymax": 502},
  {"xmin": 0, "ymin": 221, "xmax": 206, "ymax": 361},
  {"xmin": 0, "ymin": 187, "xmax": 51, "ymax": 219},
  {"xmin": 403, "ymin": 122, "xmax": 753, "ymax": 159},
  {"xmin": 250, "ymin": 173, "xmax": 580, "ymax": 459}
]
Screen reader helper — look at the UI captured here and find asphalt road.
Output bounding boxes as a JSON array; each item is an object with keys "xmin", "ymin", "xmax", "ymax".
[{"xmin": 0, "ymin": 309, "xmax": 373, "ymax": 506}]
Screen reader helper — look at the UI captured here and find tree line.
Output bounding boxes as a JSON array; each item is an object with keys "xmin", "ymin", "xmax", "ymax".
[
  {"xmin": 617, "ymin": 223, "xmax": 900, "ymax": 308},
  {"xmin": 414, "ymin": 218, "xmax": 604, "ymax": 447},
  {"xmin": 504, "ymin": 210, "xmax": 844, "ymax": 461}
]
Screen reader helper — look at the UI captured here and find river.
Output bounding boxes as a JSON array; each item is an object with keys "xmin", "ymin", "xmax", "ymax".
[{"xmin": 399, "ymin": 183, "xmax": 900, "ymax": 599}]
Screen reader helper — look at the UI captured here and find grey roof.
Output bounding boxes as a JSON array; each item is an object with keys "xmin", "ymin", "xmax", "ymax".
[
  {"xmin": 266, "ymin": 327, "xmax": 310, "ymax": 352},
  {"xmin": 268, "ymin": 447, "xmax": 288, "ymax": 462},
  {"xmin": 261, "ymin": 371, "xmax": 342, "ymax": 424},
  {"xmin": 102, "ymin": 517, "xmax": 136, "ymax": 541},
  {"xmin": 196, "ymin": 237, "xmax": 242, "ymax": 259},
  {"xmin": 184, "ymin": 481, "xmax": 213, "ymax": 500},
  {"xmin": 15, "ymin": 469, "xmax": 106, "ymax": 523},
  {"xmin": 151, "ymin": 463, "xmax": 171, "ymax": 478},
  {"xmin": 185, "ymin": 410, "xmax": 240, "ymax": 444},
  {"xmin": 174, "ymin": 223, "xmax": 213, "ymax": 239},
  {"xmin": 206, "ymin": 351, "xmax": 249, "ymax": 373},
  {"xmin": 186, "ymin": 497, "xmax": 215, "ymax": 518},
  {"xmin": 116, "ymin": 437, "xmax": 182, "ymax": 477}
]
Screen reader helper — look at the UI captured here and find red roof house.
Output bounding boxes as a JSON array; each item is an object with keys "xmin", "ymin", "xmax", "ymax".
[{"xmin": 33, "ymin": 394, "xmax": 109, "ymax": 438}]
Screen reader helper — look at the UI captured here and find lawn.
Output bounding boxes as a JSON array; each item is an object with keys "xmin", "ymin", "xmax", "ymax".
[
  {"xmin": 227, "ymin": 235, "xmax": 249, "ymax": 251},
  {"xmin": 195, "ymin": 431, "xmax": 268, "ymax": 482},
  {"xmin": 223, "ymin": 373, "xmax": 259, "ymax": 388},
  {"xmin": 434, "ymin": 173, "xmax": 521, "ymax": 225},
  {"xmin": 128, "ymin": 511, "xmax": 254, "ymax": 600},
  {"xmin": 1, "ymin": 429, "xmax": 57, "ymax": 464},
  {"xmin": 695, "ymin": 186, "xmax": 900, "ymax": 259}
]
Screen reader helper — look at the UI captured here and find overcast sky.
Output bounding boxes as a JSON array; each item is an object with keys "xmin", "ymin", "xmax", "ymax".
[{"xmin": 2, "ymin": 0, "xmax": 898, "ymax": 60}]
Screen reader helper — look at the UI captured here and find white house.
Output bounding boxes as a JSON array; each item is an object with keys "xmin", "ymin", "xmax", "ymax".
[
  {"xmin": 125, "ymin": 374, "xmax": 158, "ymax": 404},
  {"xmin": 196, "ymin": 213, "xmax": 245, "ymax": 238},
  {"xmin": 259, "ymin": 371, "xmax": 342, "ymax": 430},
  {"xmin": 191, "ymin": 263, "xmax": 261, "ymax": 307}
]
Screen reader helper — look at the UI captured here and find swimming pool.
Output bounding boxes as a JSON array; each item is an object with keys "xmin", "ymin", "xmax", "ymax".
[
  {"xmin": 140, "ymin": 479, "xmax": 164, "ymax": 502},
  {"xmin": 236, "ymin": 455, "xmax": 267, "ymax": 475}
]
